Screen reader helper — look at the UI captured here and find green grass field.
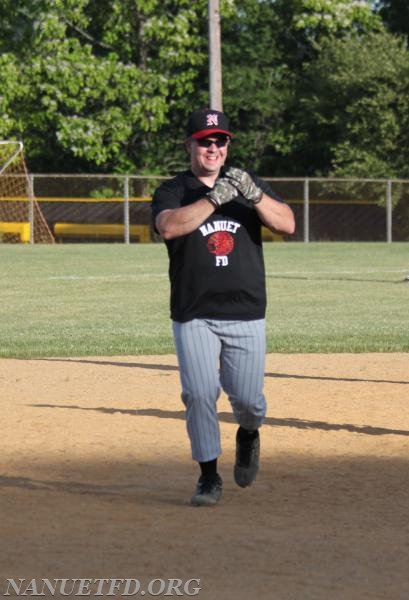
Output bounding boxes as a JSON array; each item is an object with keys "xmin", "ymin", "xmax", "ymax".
[{"xmin": 0, "ymin": 242, "xmax": 408, "ymax": 358}]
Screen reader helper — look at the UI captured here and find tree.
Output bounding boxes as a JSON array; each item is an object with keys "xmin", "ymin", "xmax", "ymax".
[
  {"xmin": 1, "ymin": 0, "xmax": 406, "ymax": 178},
  {"xmin": 220, "ymin": 0, "xmax": 383, "ymax": 175},
  {"xmin": 0, "ymin": 0, "xmax": 208, "ymax": 173},
  {"xmin": 374, "ymin": 0, "xmax": 409, "ymax": 39},
  {"xmin": 294, "ymin": 0, "xmax": 381, "ymax": 40},
  {"xmin": 220, "ymin": 0, "xmax": 294, "ymax": 173},
  {"xmin": 292, "ymin": 30, "xmax": 409, "ymax": 177}
]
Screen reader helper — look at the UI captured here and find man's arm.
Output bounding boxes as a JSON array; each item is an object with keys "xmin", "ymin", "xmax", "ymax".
[
  {"xmin": 155, "ymin": 198, "xmax": 215, "ymax": 240},
  {"xmin": 252, "ymin": 193, "xmax": 295, "ymax": 235},
  {"xmin": 225, "ymin": 167, "xmax": 295, "ymax": 235},
  {"xmin": 155, "ymin": 177, "xmax": 238, "ymax": 240}
]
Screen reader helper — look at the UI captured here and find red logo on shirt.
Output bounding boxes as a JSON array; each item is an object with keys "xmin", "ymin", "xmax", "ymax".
[{"xmin": 207, "ymin": 231, "xmax": 234, "ymax": 255}]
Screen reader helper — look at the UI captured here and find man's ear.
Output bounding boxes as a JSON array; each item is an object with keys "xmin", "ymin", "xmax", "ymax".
[{"xmin": 184, "ymin": 138, "xmax": 192, "ymax": 154}]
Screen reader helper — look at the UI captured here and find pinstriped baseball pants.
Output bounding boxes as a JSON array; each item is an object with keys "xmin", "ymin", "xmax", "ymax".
[{"xmin": 172, "ymin": 318, "xmax": 267, "ymax": 462}]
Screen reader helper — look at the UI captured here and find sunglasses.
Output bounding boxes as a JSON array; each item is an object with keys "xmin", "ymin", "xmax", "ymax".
[{"xmin": 196, "ymin": 137, "xmax": 229, "ymax": 148}]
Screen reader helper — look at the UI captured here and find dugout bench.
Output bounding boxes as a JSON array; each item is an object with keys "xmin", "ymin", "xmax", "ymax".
[
  {"xmin": 0, "ymin": 221, "xmax": 30, "ymax": 242},
  {"xmin": 1, "ymin": 221, "xmax": 281, "ymax": 244},
  {"xmin": 53, "ymin": 222, "xmax": 151, "ymax": 242}
]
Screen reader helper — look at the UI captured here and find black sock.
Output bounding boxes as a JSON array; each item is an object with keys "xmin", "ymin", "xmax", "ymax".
[
  {"xmin": 199, "ymin": 459, "xmax": 218, "ymax": 478},
  {"xmin": 238, "ymin": 426, "xmax": 259, "ymax": 440}
]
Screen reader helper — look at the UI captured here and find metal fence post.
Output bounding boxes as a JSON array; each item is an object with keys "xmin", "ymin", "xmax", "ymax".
[
  {"xmin": 386, "ymin": 180, "xmax": 392, "ymax": 243},
  {"xmin": 303, "ymin": 178, "xmax": 309, "ymax": 243},
  {"xmin": 28, "ymin": 174, "xmax": 34, "ymax": 244},
  {"xmin": 124, "ymin": 176, "xmax": 130, "ymax": 245}
]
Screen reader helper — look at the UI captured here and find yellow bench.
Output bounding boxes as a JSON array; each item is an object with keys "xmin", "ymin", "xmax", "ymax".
[
  {"xmin": 54, "ymin": 222, "xmax": 151, "ymax": 242},
  {"xmin": 0, "ymin": 221, "xmax": 31, "ymax": 242}
]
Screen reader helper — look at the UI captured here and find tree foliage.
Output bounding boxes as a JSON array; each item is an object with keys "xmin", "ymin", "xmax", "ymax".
[
  {"xmin": 292, "ymin": 30, "xmax": 409, "ymax": 177},
  {"xmin": 1, "ymin": 0, "xmax": 409, "ymax": 178},
  {"xmin": 0, "ymin": 0, "xmax": 207, "ymax": 172},
  {"xmin": 221, "ymin": 0, "xmax": 294, "ymax": 172},
  {"xmin": 373, "ymin": 0, "xmax": 409, "ymax": 38},
  {"xmin": 222, "ymin": 0, "xmax": 384, "ymax": 175},
  {"xmin": 294, "ymin": 0, "xmax": 381, "ymax": 39}
]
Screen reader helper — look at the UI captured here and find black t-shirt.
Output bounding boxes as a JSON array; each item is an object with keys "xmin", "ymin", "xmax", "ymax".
[{"xmin": 151, "ymin": 169, "xmax": 280, "ymax": 322}]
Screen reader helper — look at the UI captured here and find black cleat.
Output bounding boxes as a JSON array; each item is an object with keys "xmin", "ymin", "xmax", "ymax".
[
  {"xmin": 234, "ymin": 427, "xmax": 260, "ymax": 488},
  {"xmin": 190, "ymin": 474, "xmax": 223, "ymax": 507}
]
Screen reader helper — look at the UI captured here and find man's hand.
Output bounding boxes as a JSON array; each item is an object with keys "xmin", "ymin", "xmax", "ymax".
[
  {"xmin": 225, "ymin": 167, "xmax": 263, "ymax": 204},
  {"xmin": 206, "ymin": 177, "xmax": 238, "ymax": 208}
]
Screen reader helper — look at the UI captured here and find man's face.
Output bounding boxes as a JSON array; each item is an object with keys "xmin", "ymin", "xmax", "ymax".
[{"xmin": 187, "ymin": 135, "xmax": 230, "ymax": 177}]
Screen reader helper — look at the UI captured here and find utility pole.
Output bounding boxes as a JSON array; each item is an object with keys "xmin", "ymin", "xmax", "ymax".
[{"xmin": 208, "ymin": 0, "xmax": 223, "ymax": 110}]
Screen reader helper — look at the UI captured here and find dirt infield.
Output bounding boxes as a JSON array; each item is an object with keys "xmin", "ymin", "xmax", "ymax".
[{"xmin": 1, "ymin": 353, "xmax": 408, "ymax": 600}]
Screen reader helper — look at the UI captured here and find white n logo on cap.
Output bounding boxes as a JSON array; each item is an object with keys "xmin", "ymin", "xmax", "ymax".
[{"xmin": 206, "ymin": 114, "xmax": 219, "ymax": 126}]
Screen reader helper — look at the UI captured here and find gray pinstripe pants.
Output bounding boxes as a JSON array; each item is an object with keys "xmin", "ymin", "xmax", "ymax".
[{"xmin": 172, "ymin": 318, "xmax": 267, "ymax": 462}]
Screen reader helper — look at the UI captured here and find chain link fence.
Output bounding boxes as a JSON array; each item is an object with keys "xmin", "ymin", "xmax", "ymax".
[
  {"xmin": 265, "ymin": 178, "xmax": 409, "ymax": 242},
  {"xmin": 1, "ymin": 174, "xmax": 408, "ymax": 243}
]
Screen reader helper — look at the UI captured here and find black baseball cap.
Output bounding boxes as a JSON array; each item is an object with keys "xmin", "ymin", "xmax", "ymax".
[{"xmin": 186, "ymin": 108, "xmax": 233, "ymax": 140}]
